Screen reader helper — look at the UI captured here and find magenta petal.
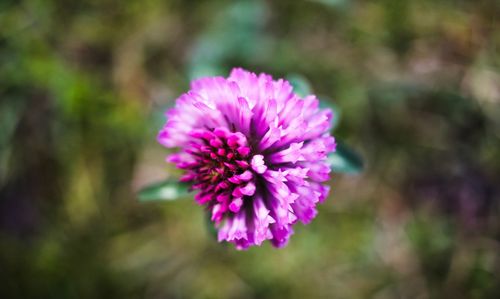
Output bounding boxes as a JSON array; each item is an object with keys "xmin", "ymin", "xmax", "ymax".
[
  {"xmin": 268, "ymin": 142, "xmax": 305, "ymax": 164},
  {"xmin": 252, "ymin": 196, "xmax": 275, "ymax": 245},
  {"xmin": 229, "ymin": 197, "xmax": 243, "ymax": 213},
  {"xmin": 251, "ymin": 155, "xmax": 267, "ymax": 174},
  {"xmin": 227, "ymin": 211, "xmax": 248, "ymax": 241},
  {"xmin": 240, "ymin": 182, "xmax": 256, "ymax": 196},
  {"xmin": 238, "ymin": 170, "xmax": 253, "ymax": 181}
]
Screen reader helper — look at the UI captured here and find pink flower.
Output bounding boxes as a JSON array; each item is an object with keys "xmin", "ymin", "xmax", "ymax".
[{"xmin": 158, "ymin": 68, "xmax": 335, "ymax": 249}]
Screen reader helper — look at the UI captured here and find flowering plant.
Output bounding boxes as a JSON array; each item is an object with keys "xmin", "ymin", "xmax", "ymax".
[{"xmin": 141, "ymin": 68, "xmax": 362, "ymax": 249}]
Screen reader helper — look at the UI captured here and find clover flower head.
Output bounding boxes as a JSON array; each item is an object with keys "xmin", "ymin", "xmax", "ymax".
[{"xmin": 158, "ymin": 68, "xmax": 335, "ymax": 249}]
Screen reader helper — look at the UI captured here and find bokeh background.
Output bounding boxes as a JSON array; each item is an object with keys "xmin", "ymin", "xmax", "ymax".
[{"xmin": 1, "ymin": 0, "xmax": 500, "ymax": 298}]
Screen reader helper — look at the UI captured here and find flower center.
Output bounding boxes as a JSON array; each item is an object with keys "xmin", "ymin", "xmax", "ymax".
[{"xmin": 180, "ymin": 127, "xmax": 257, "ymax": 223}]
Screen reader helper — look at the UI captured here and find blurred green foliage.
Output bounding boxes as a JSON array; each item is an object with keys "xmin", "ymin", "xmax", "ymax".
[
  {"xmin": 1, "ymin": 0, "xmax": 500, "ymax": 298},
  {"xmin": 138, "ymin": 180, "xmax": 190, "ymax": 202}
]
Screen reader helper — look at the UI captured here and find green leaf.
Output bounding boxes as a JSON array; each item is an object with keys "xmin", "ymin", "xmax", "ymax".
[
  {"xmin": 287, "ymin": 74, "xmax": 312, "ymax": 98},
  {"xmin": 138, "ymin": 180, "xmax": 190, "ymax": 202},
  {"xmin": 328, "ymin": 141, "xmax": 364, "ymax": 174}
]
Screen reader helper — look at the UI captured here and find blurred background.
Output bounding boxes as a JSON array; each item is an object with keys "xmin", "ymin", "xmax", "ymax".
[{"xmin": 1, "ymin": 0, "xmax": 500, "ymax": 298}]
